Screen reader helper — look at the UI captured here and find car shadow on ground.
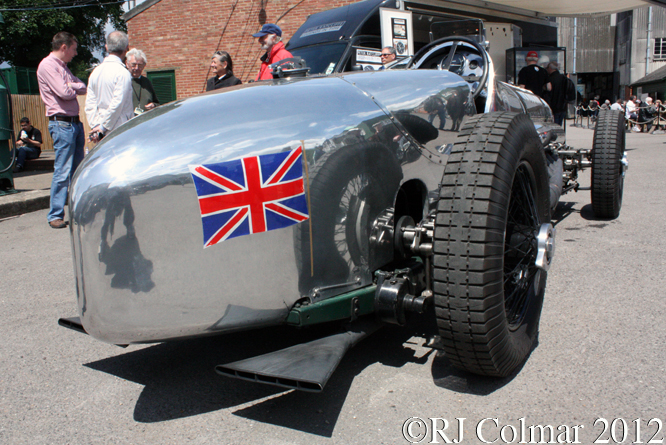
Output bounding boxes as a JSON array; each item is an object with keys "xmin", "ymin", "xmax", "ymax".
[
  {"xmin": 232, "ymin": 326, "xmax": 430, "ymax": 436},
  {"xmin": 84, "ymin": 320, "xmax": 431, "ymax": 436},
  {"xmin": 551, "ymin": 201, "xmax": 579, "ymax": 226},
  {"xmin": 430, "ymin": 342, "xmax": 533, "ymax": 395},
  {"xmin": 552, "ymin": 201, "xmax": 619, "ymax": 224},
  {"xmin": 579, "ymin": 203, "xmax": 615, "ymax": 221}
]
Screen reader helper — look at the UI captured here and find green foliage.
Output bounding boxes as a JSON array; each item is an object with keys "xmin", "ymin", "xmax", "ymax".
[{"xmin": 0, "ymin": 0, "xmax": 126, "ymax": 78}]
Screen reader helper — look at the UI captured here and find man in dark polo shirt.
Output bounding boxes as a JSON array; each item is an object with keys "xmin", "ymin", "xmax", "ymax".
[
  {"xmin": 36, "ymin": 31, "xmax": 87, "ymax": 229},
  {"xmin": 206, "ymin": 51, "xmax": 242, "ymax": 91},
  {"xmin": 14, "ymin": 117, "xmax": 43, "ymax": 173},
  {"xmin": 518, "ymin": 50, "xmax": 548, "ymax": 98}
]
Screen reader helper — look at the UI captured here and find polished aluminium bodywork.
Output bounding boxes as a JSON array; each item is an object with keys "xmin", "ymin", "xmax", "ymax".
[{"xmin": 69, "ymin": 66, "xmax": 556, "ymax": 345}]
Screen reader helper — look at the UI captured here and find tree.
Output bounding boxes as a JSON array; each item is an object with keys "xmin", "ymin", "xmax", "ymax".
[{"xmin": 0, "ymin": 0, "xmax": 126, "ymax": 78}]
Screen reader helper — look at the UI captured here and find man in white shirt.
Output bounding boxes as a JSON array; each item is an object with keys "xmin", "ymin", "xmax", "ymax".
[
  {"xmin": 85, "ymin": 31, "xmax": 133, "ymax": 143},
  {"xmin": 625, "ymin": 96, "xmax": 637, "ymax": 121},
  {"xmin": 610, "ymin": 99, "xmax": 623, "ymax": 112}
]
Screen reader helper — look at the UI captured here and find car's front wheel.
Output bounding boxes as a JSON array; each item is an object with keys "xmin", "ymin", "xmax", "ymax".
[{"xmin": 433, "ymin": 112, "xmax": 552, "ymax": 377}]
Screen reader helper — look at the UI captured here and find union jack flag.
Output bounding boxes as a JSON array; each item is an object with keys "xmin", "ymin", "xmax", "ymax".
[{"xmin": 189, "ymin": 146, "xmax": 309, "ymax": 248}]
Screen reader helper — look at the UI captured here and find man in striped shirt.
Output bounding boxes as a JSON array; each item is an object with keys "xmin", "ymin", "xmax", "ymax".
[{"xmin": 37, "ymin": 32, "xmax": 87, "ymax": 229}]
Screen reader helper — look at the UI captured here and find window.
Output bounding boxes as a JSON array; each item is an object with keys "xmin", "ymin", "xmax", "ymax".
[
  {"xmin": 290, "ymin": 42, "xmax": 348, "ymax": 74},
  {"xmin": 146, "ymin": 70, "xmax": 176, "ymax": 104},
  {"xmin": 655, "ymin": 38, "xmax": 666, "ymax": 60}
]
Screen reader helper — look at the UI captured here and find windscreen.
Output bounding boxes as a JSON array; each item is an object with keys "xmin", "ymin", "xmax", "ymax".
[
  {"xmin": 430, "ymin": 19, "xmax": 485, "ymax": 43},
  {"xmin": 290, "ymin": 42, "xmax": 348, "ymax": 75}
]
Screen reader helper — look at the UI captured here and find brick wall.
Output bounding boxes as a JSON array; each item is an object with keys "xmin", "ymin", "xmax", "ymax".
[{"xmin": 127, "ymin": 0, "xmax": 357, "ymax": 100}]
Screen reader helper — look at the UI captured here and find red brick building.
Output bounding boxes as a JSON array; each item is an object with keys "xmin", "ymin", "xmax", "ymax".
[{"xmin": 123, "ymin": 0, "xmax": 357, "ymax": 101}]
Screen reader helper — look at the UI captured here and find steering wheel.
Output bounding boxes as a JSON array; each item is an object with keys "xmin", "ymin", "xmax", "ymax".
[{"xmin": 429, "ymin": 36, "xmax": 490, "ymax": 99}]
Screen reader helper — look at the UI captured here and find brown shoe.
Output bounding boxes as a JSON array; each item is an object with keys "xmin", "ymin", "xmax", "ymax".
[{"xmin": 48, "ymin": 219, "xmax": 67, "ymax": 229}]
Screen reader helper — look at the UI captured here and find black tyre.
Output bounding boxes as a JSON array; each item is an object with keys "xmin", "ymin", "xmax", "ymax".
[
  {"xmin": 295, "ymin": 143, "xmax": 402, "ymax": 294},
  {"xmin": 591, "ymin": 109, "xmax": 626, "ymax": 219},
  {"xmin": 433, "ymin": 112, "xmax": 551, "ymax": 377}
]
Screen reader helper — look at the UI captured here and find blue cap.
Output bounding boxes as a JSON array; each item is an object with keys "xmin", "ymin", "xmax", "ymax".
[{"xmin": 252, "ymin": 23, "xmax": 282, "ymax": 38}]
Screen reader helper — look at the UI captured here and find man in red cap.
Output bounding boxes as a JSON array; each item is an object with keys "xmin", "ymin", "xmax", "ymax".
[
  {"xmin": 518, "ymin": 50, "xmax": 548, "ymax": 98},
  {"xmin": 253, "ymin": 23, "xmax": 293, "ymax": 81}
]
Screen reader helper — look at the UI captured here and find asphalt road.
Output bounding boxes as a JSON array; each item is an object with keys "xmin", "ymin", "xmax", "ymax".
[{"xmin": 1, "ymin": 124, "xmax": 665, "ymax": 445}]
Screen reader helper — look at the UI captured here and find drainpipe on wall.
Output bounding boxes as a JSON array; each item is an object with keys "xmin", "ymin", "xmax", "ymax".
[
  {"xmin": 572, "ymin": 18, "xmax": 577, "ymax": 74},
  {"xmin": 646, "ymin": 6, "xmax": 652, "ymax": 77}
]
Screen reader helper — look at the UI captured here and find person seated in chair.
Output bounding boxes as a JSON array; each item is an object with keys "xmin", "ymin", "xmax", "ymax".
[
  {"xmin": 14, "ymin": 117, "xmax": 42, "ymax": 173},
  {"xmin": 640, "ymin": 97, "xmax": 656, "ymax": 133},
  {"xmin": 589, "ymin": 96, "xmax": 600, "ymax": 121},
  {"xmin": 651, "ymin": 100, "xmax": 665, "ymax": 133},
  {"xmin": 625, "ymin": 96, "xmax": 638, "ymax": 129}
]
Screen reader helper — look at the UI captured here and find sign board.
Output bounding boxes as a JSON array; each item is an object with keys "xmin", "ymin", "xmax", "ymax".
[
  {"xmin": 379, "ymin": 8, "xmax": 413, "ymax": 57},
  {"xmin": 353, "ymin": 47, "xmax": 383, "ymax": 71}
]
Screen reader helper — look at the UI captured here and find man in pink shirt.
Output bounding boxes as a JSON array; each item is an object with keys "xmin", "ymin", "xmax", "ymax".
[{"xmin": 37, "ymin": 32, "xmax": 87, "ymax": 229}]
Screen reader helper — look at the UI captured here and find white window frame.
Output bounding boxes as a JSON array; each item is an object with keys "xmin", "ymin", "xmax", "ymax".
[{"xmin": 654, "ymin": 37, "xmax": 666, "ymax": 60}]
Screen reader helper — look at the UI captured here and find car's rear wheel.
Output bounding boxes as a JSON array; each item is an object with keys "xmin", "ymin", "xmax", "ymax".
[
  {"xmin": 295, "ymin": 143, "xmax": 402, "ymax": 294},
  {"xmin": 591, "ymin": 109, "xmax": 626, "ymax": 219},
  {"xmin": 433, "ymin": 112, "xmax": 551, "ymax": 377}
]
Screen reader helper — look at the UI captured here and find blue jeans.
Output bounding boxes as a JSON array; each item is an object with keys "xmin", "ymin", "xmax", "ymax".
[
  {"xmin": 47, "ymin": 120, "xmax": 84, "ymax": 222},
  {"xmin": 16, "ymin": 145, "xmax": 41, "ymax": 167}
]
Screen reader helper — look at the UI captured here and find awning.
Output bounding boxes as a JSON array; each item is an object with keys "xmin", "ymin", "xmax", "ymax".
[
  {"xmin": 632, "ymin": 64, "xmax": 666, "ymax": 86},
  {"xmin": 407, "ymin": 0, "xmax": 664, "ymax": 26},
  {"xmin": 484, "ymin": 0, "xmax": 665, "ymax": 16}
]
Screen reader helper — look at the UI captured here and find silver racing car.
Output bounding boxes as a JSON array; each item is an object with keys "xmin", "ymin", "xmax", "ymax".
[{"xmin": 59, "ymin": 33, "xmax": 626, "ymax": 392}]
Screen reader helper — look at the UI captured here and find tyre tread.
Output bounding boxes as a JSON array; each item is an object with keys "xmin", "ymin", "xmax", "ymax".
[
  {"xmin": 433, "ymin": 112, "xmax": 548, "ymax": 377},
  {"xmin": 591, "ymin": 110, "xmax": 625, "ymax": 219}
]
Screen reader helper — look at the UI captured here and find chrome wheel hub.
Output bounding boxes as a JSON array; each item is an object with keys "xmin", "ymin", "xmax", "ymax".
[{"xmin": 535, "ymin": 223, "xmax": 555, "ymax": 271}]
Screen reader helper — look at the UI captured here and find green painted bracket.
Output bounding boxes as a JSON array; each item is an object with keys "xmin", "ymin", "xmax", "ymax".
[{"xmin": 286, "ymin": 285, "xmax": 377, "ymax": 327}]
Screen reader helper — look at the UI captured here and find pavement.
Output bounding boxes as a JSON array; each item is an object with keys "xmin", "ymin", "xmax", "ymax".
[{"xmin": 0, "ymin": 151, "xmax": 54, "ymax": 220}]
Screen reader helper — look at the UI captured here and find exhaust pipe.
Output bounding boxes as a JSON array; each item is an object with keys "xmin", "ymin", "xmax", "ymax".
[
  {"xmin": 216, "ymin": 319, "xmax": 381, "ymax": 392},
  {"xmin": 58, "ymin": 316, "xmax": 128, "ymax": 347},
  {"xmin": 58, "ymin": 316, "xmax": 87, "ymax": 335}
]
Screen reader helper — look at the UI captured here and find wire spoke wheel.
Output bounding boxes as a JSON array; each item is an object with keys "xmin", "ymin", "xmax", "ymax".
[
  {"xmin": 335, "ymin": 173, "xmax": 372, "ymax": 269},
  {"xmin": 294, "ymin": 143, "xmax": 402, "ymax": 294},
  {"xmin": 433, "ymin": 112, "xmax": 551, "ymax": 377},
  {"xmin": 504, "ymin": 164, "xmax": 542, "ymax": 329}
]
